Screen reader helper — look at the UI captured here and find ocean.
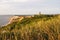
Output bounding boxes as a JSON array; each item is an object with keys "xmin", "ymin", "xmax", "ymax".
[{"xmin": 0, "ymin": 15, "xmax": 13, "ymax": 26}]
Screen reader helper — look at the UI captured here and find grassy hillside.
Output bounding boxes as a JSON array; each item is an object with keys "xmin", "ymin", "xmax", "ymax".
[{"xmin": 0, "ymin": 14, "xmax": 60, "ymax": 40}]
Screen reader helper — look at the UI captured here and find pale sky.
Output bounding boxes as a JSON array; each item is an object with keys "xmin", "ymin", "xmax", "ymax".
[{"xmin": 0, "ymin": 0, "xmax": 60, "ymax": 15}]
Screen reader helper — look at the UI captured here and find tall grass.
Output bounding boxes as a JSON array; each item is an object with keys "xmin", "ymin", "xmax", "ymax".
[{"xmin": 0, "ymin": 14, "xmax": 60, "ymax": 40}]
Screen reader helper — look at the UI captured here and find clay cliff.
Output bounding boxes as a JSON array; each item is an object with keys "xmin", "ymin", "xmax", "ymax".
[{"xmin": 8, "ymin": 15, "xmax": 34, "ymax": 24}]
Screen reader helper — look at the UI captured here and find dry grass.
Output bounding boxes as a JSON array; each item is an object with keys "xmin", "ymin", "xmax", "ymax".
[{"xmin": 0, "ymin": 14, "xmax": 60, "ymax": 40}]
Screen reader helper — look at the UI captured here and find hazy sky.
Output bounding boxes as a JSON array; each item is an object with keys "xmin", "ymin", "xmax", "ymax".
[{"xmin": 0, "ymin": 0, "xmax": 60, "ymax": 15}]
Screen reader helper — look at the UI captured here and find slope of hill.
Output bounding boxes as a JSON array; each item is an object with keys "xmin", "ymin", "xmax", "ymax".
[{"xmin": 0, "ymin": 14, "xmax": 60, "ymax": 40}]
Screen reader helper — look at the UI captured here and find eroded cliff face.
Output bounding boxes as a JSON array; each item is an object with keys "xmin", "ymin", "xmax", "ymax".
[
  {"xmin": 8, "ymin": 16, "xmax": 24, "ymax": 24},
  {"xmin": 8, "ymin": 15, "xmax": 34, "ymax": 24}
]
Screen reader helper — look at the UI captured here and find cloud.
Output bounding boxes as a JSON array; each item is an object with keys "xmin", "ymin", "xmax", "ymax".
[
  {"xmin": 0, "ymin": 0, "xmax": 46, "ymax": 3},
  {"xmin": 14, "ymin": 0, "xmax": 28, "ymax": 2},
  {"xmin": 40, "ymin": 8, "xmax": 60, "ymax": 14},
  {"xmin": 0, "ymin": 0, "xmax": 60, "ymax": 15}
]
